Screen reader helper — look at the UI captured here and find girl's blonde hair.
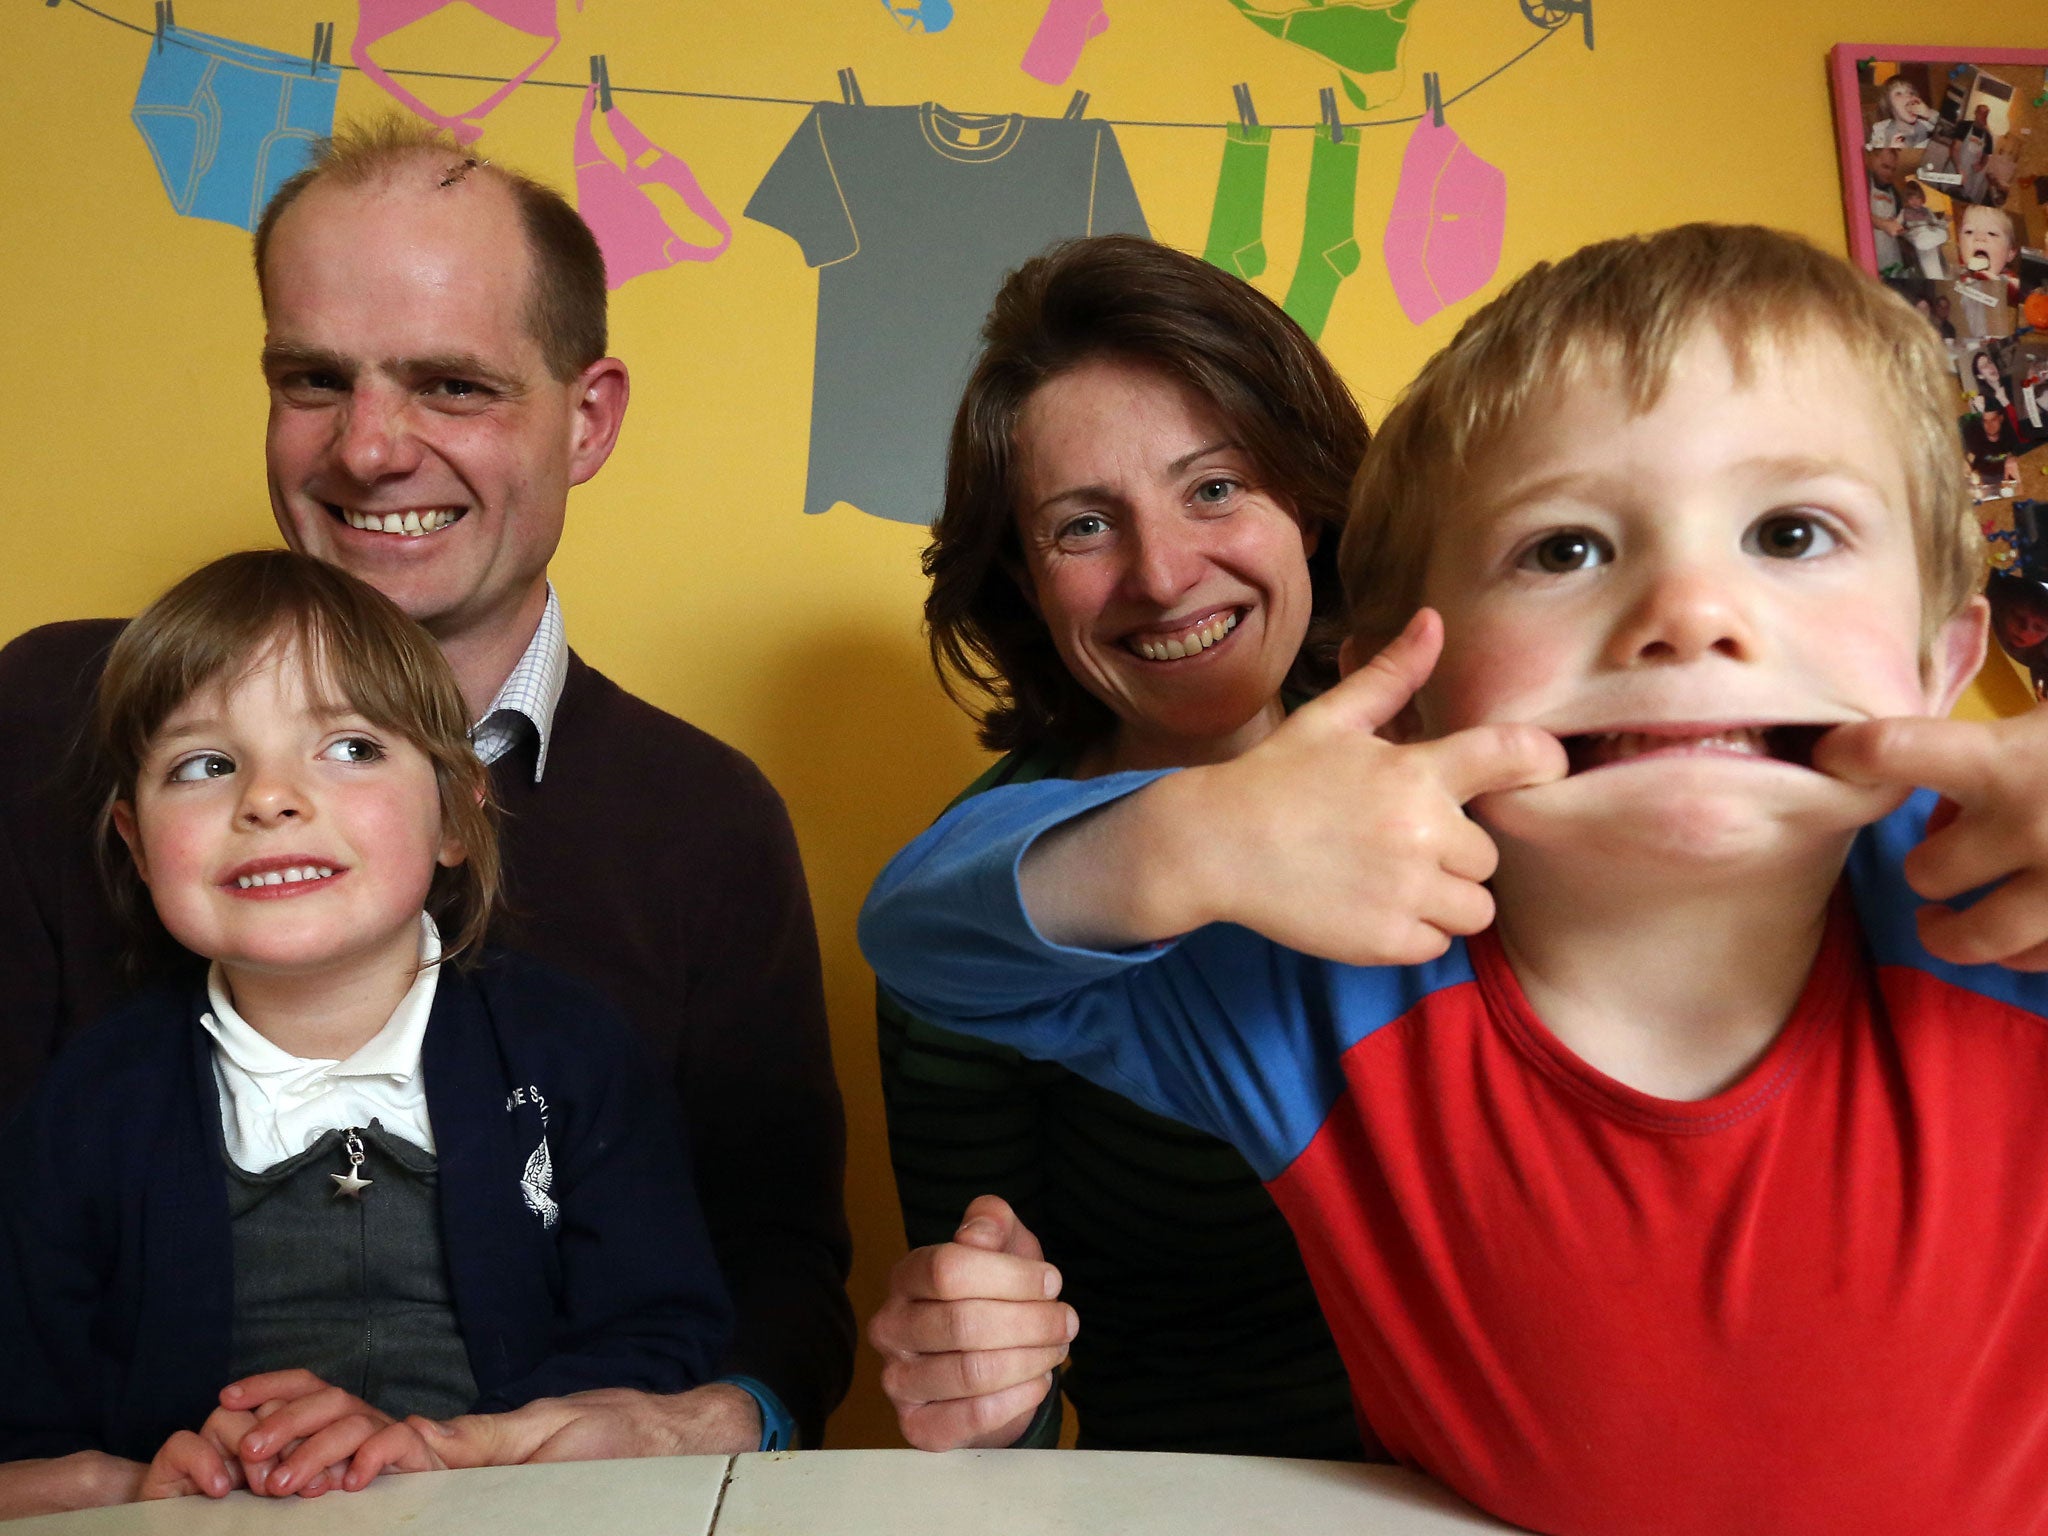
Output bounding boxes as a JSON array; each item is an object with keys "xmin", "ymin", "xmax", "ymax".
[{"xmin": 95, "ymin": 550, "xmax": 500, "ymax": 967}]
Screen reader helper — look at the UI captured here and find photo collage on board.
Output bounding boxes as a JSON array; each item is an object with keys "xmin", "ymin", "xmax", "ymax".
[{"xmin": 1858, "ymin": 57, "xmax": 2048, "ymax": 690}]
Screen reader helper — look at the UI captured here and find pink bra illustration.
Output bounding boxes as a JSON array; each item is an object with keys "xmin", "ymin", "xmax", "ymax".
[
  {"xmin": 574, "ymin": 84, "xmax": 731, "ymax": 287},
  {"xmin": 352, "ymin": 0, "xmax": 584, "ymax": 143}
]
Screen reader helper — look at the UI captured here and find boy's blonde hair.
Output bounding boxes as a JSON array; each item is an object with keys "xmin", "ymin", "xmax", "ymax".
[
  {"xmin": 1341, "ymin": 223, "xmax": 1982, "ymax": 657},
  {"xmin": 95, "ymin": 551, "xmax": 500, "ymax": 968}
]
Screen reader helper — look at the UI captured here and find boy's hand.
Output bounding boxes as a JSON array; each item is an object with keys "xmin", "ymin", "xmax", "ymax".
[
  {"xmin": 217, "ymin": 1368, "xmax": 417, "ymax": 1496},
  {"xmin": 1816, "ymin": 710, "xmax": 2048, "ymax": 967},
  {"xmin": 867, "ymin": 1194, "xmax": 1074, "ymax": 1452},
  {"xmin": 1087, "ymin": 609, "xmax": 1565, "ymax": 965},
  {"xmin": 139, "ymin": 1407, "xmax": 260, "ymax": 1501}
]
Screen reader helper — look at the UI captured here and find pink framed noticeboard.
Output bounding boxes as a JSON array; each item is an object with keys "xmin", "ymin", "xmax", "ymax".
[{"xmin": 1830, "ymin": 45, "xmax": 2048, "ymax": 688}]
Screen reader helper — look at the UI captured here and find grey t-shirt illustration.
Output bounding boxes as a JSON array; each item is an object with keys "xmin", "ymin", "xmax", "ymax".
[{"xmin": 746, "ymin": 101, "xmax": 1149, "ymax": 525}]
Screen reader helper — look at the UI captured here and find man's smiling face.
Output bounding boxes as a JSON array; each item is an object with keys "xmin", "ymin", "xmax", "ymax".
[
  {"xmin": 260, "ymin": 164, "xmax": 595, "ymax": 647},
  {"xmin": 1407, "ymin": 324, "xmax": 1984, "ymax": 871}
]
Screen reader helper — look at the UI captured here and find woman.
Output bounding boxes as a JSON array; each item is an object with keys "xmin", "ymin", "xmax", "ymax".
[{"xmin": 871, "ymin": 235, "xmax": 1372, "ymax": 1457}]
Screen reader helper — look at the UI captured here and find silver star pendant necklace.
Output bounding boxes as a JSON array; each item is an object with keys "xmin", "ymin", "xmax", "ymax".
[{"xmin": 331, "ymin": 1128, "xmax": 373, "ymax": 1198}]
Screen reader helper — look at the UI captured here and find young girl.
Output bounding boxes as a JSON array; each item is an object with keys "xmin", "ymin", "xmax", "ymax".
[{"xmin": 0, "ymin": 551, "xmax": 730, "ymax": 1514}]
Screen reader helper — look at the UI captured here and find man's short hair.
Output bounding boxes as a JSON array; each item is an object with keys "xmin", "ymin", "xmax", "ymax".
[
  {"xmin": 253, "ymin": 116, "xmax": 608, "ymax": 382},
  {"xmin": 1341, "ymin": 223, "xmax": 1983, "ymax": 657}
]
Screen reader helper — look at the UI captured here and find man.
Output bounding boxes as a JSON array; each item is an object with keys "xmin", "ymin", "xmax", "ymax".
[{"xmin": 0, "ymin": 120, "xmax": 853, "ymax": 1466}]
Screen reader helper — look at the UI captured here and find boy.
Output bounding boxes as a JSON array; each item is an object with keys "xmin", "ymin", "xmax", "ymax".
[{"xmin": 863, "ymin": 225, "xmax": 2048, "ymax": 1535}]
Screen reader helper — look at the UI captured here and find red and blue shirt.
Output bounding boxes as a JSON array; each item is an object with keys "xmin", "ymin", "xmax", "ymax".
[{"xmin": 862, "ymin": 777, "xmax": 2048, "ymax": 1536}]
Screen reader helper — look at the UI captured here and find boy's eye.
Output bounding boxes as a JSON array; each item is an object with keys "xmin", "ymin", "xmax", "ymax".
[
  {"xmin": 1747, "ymin": 513, "xmax": 1838, "ymax": 560},
  {"xmin": 1520, "ymin": 530, "xmax": 1612, "ymax": 574},
  {"xmin": 168, "ymin": 752, "xmax": 234, "ymax": 783},
  {"xmin": 321, "ymin": 737, "xmax": 385, "ymax": 764}
]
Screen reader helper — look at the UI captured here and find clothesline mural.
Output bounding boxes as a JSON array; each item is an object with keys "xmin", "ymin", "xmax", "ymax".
[{"xmin": 60, "ymin": 0, "xmax": 1588, "ymax": 522}]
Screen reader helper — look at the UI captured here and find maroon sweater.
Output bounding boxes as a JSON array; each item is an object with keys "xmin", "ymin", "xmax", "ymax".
[{"xmin": 0, "ymin": 620, "xmax": 854, "ymax": 1443}]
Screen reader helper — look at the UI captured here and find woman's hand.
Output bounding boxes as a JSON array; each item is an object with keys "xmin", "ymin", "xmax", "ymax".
[
  {"xmin": 215, "ymin": 1368, "xmax": 443, "ymax": 1496},
  {"xmin": 868, "ymin": 1195, "xmax": 1075, "ymax": 1451},
  {"xmin": 1020, "ymin": 609, "xmax": 1568, "ymax": 963}
]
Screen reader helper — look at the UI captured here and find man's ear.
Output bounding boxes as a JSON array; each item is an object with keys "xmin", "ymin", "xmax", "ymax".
[
  {"xmin": 111, "ymin": 801, "xmax": 149, "ymax": 883},
  {"xmin": 567, "ymin": 358, "xmax": 630, "ymax": 489},
  {"xmin": 1924, "ymin": 595, "xmax": 1991, "ymax": 717}
]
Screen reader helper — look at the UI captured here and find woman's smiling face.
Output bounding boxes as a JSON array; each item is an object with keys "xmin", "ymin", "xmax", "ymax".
[{"xmin": 1011, "ymin": 356, "xmax": 1319, "ymax": 773}]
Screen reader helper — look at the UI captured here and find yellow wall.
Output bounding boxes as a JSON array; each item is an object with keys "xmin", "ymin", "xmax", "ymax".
[{"xmin": 0, "ymin": 0, "xmax": 2035, "ymax": 1447}]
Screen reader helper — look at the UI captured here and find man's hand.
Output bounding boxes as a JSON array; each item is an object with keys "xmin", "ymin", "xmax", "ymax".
[
  {"xmin": 867, "ymin": 1194, "xmax": 1074, "ymax": 1452},
  {"xmin": 216, "ymin": 1368, "xmax": 425, "ymax": 1497},
  {"xmin": 1818, "ymin": 710, "xmax": 2048, "ymax": 968},
  {"xmin": 414, "ymin": 1382, "xmax": 762, "ymax": 1468},
  {"xmin": 1023, "ymin": 608, "xmax": 1567, "ymax": 963},
  {"xmin": 0, "ymin": 1451, "xmax": 148, "ymax": 1518}
]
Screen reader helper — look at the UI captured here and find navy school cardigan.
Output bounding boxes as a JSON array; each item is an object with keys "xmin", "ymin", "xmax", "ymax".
[{"xmin": 0, "ymin": 950, "xmax": 733, "ymax": 1462}]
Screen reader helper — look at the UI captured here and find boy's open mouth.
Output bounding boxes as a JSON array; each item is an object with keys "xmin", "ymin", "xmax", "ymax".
[
  {"xmin": 328, "ymin": 504, "xmax": 467, "ymax": 539},
  {"xmin": 1559, "ymin": 724, "xmax": 1831, "ymax": 776}
]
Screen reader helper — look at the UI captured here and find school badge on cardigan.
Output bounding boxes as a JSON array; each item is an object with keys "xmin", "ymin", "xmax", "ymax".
[{"xmin": 520, "ymin": 1138, "xmax": 560, "ymax": 1228}]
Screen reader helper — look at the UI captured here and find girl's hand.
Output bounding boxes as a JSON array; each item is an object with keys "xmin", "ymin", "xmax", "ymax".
[
  {"xmin": 139, "ymin": 1408, "xmax": 259, "ymax": 1500},
  {"xmin": 219, "ymin": 1368, "xmax": 412, "ymax": 1496}
]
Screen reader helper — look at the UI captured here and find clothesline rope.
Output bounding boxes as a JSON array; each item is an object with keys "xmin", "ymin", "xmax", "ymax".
[{"xmin": 57, "ymin": 0, "xmax": 1569, "ymax": 130}]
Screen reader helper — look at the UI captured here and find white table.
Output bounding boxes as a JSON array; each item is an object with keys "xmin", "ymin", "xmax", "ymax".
[
  {"xmin": 8, "ymin": 1450, "xmax": 1515, "ymax": 1535},
  {"xmin": 717, "ymin": 1451, "xmax": 1513, "ymax": 1535}
]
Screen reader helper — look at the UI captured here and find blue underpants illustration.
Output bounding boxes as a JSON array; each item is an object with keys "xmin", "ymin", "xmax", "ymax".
[{"xmin": 131, "ymin": 29, "xmax": 338, "ymax": 232}]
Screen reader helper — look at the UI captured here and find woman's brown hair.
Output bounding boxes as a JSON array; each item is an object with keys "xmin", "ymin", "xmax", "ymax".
[
  {"xmin": 95, "ymin": 550, "xmax": 500, "ymax": 969},
  {"xmin": 926, "ymin": 235, "xmax": 1370, "ymax": 754}
]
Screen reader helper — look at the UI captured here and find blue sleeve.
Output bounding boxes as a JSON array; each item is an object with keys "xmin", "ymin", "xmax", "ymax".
[
  {"xmin": 859, "ymin": 774, "xmax": 1457, "ymax": 1182},
  {"xmin": 1848, "ymin": 787, "xmax": 2048, "ymax": 1015},
  {"xmin": 472, "ymin": 1017, "xmax": 734, "ymax": 1411}
]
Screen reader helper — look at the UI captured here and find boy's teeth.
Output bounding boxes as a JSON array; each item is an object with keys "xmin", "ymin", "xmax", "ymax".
[
  {"xmin": 235, "ymin": 865, "xmax": 337, "ymax": 889},
  {"xmin": 342, "ymin": 508, "xmax": 458, "ymax": 537},
  {"xmin": 1132, "ymin": 611, "xmax": 1238, "ymax": 662}
]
